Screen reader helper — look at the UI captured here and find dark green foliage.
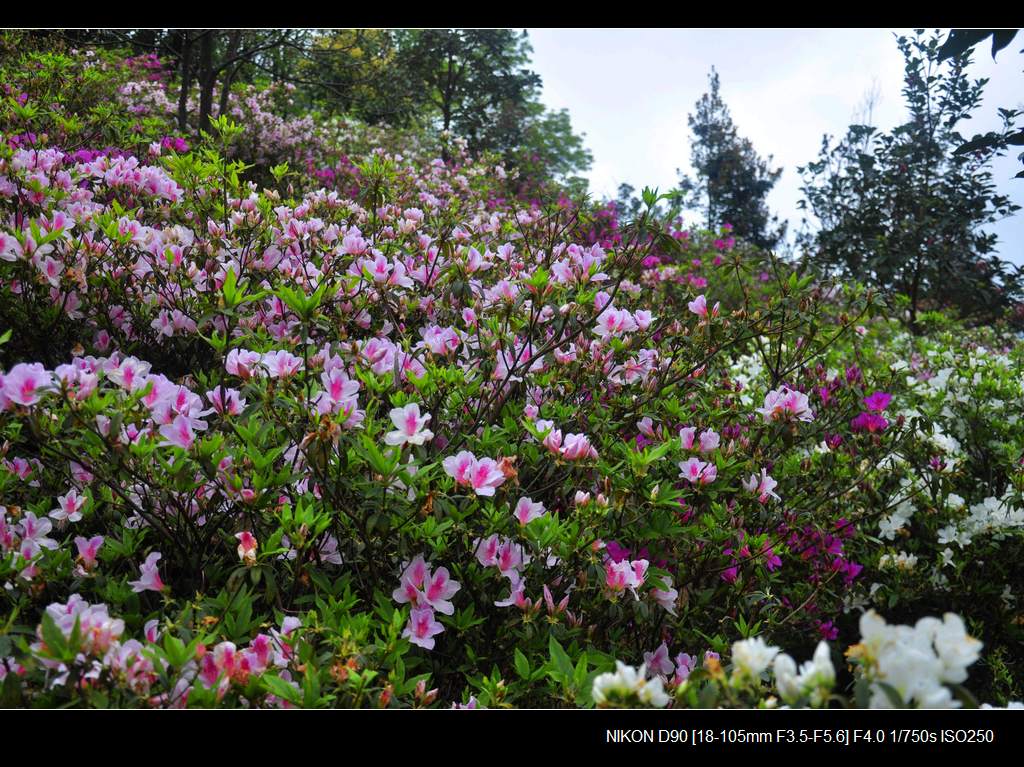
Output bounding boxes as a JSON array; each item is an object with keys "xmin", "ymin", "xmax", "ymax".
[
  {"xmin": 938, "ymin": 29, "xmax": 1024, "ymax": 180},
  {"xmin": 799, "ymin": 30, "xmax": 1023, "ymax": 331}
]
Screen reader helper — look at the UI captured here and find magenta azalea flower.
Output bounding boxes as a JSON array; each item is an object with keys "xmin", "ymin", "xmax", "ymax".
[
  {"xmin": 851, "ymin": 412, "xmax": 888, "ymax": 433},
  {"xmin": 863, "ymin": 391, "xmax": 892, "ymax": 412}
]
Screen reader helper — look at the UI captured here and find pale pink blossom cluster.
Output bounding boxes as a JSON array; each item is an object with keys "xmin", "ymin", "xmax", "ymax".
[
  {"xmin": 604, "ymin": 557, "xmax": 649, "ymax": 599},
  {"xmin": 393, "ymin": 556, "xmax": 461, "ymax": 650},
  {"xmin": 679, "ymin": 426, "xmax": 720, "ymax": 453},
  {"xmin": 442, "ymin": 451, "xmax": 507, "ymax": 496},
  {"xmin": 678, "ymin": 456, "xmax": 718, "ymax": 485},
  {"xmin": 225, "ymin": 348, "xmax": 305, "ymax": 380},
  {"xmin": 534, "ymin": 420, "xmax": 599, "ymax": 461},
  {"xmin": 756, "ymin": 385, "xmax": 815, "ymax": 423},
  {"xmin": 742, "ymin": 468, "xmax": 781, "ymax": 503}
]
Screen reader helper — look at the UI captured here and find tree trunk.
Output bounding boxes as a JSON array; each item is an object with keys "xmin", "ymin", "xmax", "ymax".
[
  {"xmin": 217, "ymin": 31, "xmax": 242, "ymax": 118},
  {"xmin": 197, "ymin": 31, "xmax": 216, "ymax": 135},
  {"xmin": 177, "ymin": 31, "xmax": 193, "ymax": 133}
]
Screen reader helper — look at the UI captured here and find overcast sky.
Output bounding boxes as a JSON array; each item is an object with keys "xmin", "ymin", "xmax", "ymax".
[{"xmin": 526, "ymin": 28, "xmax": 1024, "ymax": 264}]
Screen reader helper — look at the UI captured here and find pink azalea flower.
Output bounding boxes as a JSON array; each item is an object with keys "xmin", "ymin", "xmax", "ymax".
[
  {"xmin": 206, "ymin": 386, "xmax": 246, "ymax": 416},
  {"xmin": 652, "ymin": 576, "xmax": 679, "ymax": 616},
  {"xmin": 70, "ymin": 461, "xmax": 94, "ymax": 487},
  {"xmin": 674, "ymin": 653, "xmax": 697, "ymax": 684},
  {"xmin": 698, "ymin": 429, "xmax": 720, "ymax": 453},
  {"xmin": 261, "ymin": 350, "xmax": 304, "ymax": 379},
  {"xmin": 395, "ymin": 555, "xmax": 430, "ymax": 599},
  {"xmin": 604, "ymin": 558, "xmax": 648, "ymax": 598},
  {"xmin": 50, "ymin": 488, "xmax": 87, "ymax": 523},
  {"xmin": 679, "ymin": 426, "xmax": 696, "ymax": 450},
  {"xmin": 422, "ymin": 567, "xmax": 461, "ymax": 615},
  {"xmin": 442, "ymin": 450, "xmax": 477, "ymax": 486},
  {"xmin": 3, "ymin": 363, "xmax": 52, "ymax": 406},
  {"xmin": 678, "ymin": 457, "xmax": 717, "ymax": 485},
  {"xmin": 384, "ymin": 403, "xmax": 434, "ymax": 447},
  {"xmin": 474, "ymin": 535, "xmax": 501, "ymax": 567},
  {"xmin": 403, "ymin": 605, "xmax": 444, "ymax": 650},
  {"xmin": 129, "ymin": 552, "xmax": 165, "ymax": 593},
  {"xmin": 633, "ymin": 309, "xmax": 655, "ymax": 330},
  {"xmin": 535, "ymin": 419, "xmax": 563, "ymax": 453},
  {"xmin": 495, "ymin": 539, "xmax": 528, "ymax": 575},
  {"xmin": 637, "ymin": 417, "xmax": 657, "ymax": 439},
  {"xmin": 593, "ymin": 305, "xmax": 639, "ymax": 339},
  {"xmin": 74, "ymin": 535, "xmax": 104, "ymax": 571},
  {"xmin": 687, "ymin": 294, "xmax": 720, "ymax": 320},
  {"xmin": 468, "ymin": 457, "xmax": 506, "ymax": 496},
  {"xmin": 495, "ymin": 572, "xmax": 529, "ymax": 609},
  {"xmin": 513, "ymin": 496, "xmax": 546, "ymax": 526},
  {"xmin": 235, "ymin": 531, "xmax": 257, "ymax": 565},
  {"xmin": 225, "ymin": 348, "xmax": 262, "ymax": 379},
  {"xmin": 18, "ymin": 511, "xmax": 57, "ymax": 559},
  {"xmin": 756, "ymin": 386, "xmax": 814, "ymax": 423},
  {"xmin": 106, "ymin": 357, "xmax": 152, "ymax": 391},
  {"xmin": 159, "ymin": 414, "xmax": 195, "ymax": 450},
  {"xmin": 644, "ymin": 642, "xmax": 675, "ymax": 678},
  {"xmin": 741, "ymin": 468, "xmax": 781, "ymax": 503},
  {"xmin": 560, "ymin": 432, "xmax": 598, "ymax": 461}
]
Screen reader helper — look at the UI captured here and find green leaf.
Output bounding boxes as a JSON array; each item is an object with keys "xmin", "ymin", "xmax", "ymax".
[
  {"xmin": 263, "ymin": 674, "xmax": 303, "ymax": 706},
  {"xmin": 513, "ymin": 648, "xmax": 530, "ymax": 680},
  {"xmin": 875, "ymin": 681, "xmax": 907, "ymax": 708},
  {"xmin": 937, "ymin": 30, "xmax": 993, "ymax": 61},
  {"xmin": 549, "ymin": 635, "xmax": 574, "ymax": 680},
  {"xmin": 40, "ymin": 613, "xmax": 70, "ymax": 661}
]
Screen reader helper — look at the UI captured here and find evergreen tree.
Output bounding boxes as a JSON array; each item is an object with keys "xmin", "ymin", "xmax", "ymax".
[{"xmin": 680, "ymin": 68, "xmax": 785, "ymax": 249}]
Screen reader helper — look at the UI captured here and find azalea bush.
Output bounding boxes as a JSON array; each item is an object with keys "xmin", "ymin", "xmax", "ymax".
[{"xmin": 0, "ymin": 46, "xmax": 1021, "ymax": 709}]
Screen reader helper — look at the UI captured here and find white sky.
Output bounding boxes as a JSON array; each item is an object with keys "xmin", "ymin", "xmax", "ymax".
[{"xmin": 527, "ymin": 28, "xmax": 1024, "ymax": 264}]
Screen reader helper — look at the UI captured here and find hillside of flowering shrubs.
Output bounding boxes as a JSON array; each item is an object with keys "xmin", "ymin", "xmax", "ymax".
[{"xmin": 0, "ymin": 45, "xmax": 1022, "ymax": 710}]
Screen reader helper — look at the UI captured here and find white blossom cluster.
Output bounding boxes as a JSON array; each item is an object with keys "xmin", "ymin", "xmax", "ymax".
[
  {"xmin": 595, "ymin": 610, "xmax": 999, "ymax": 709},
  {"xmin": 857, "ymin": 610, "xmax": 982, "ymax": 709},
  {"xmin": 592, "ymin": 661, "xmax": 670, "ymax": 708},
  {"xmin": 773, "ymin": 641, "xmax": 836, "ymax": 707},
  {"xmin": 937, "ymin": 490, "xmax": 1024, "ymax": 549}
]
